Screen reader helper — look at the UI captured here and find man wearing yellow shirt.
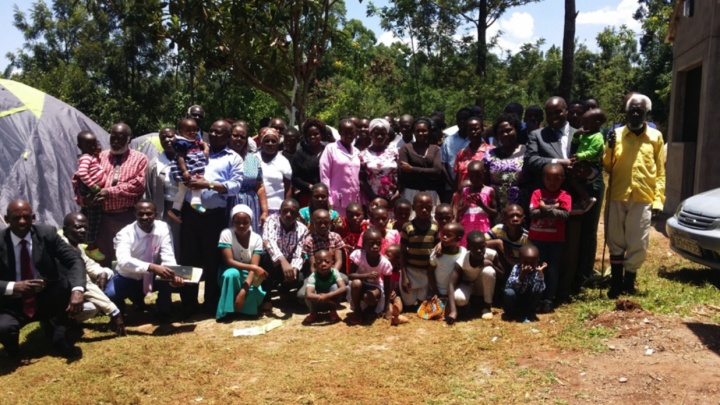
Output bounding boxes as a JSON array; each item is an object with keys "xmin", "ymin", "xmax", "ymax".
[{"xmin": 603, "ymin": 93, "xmax": 665, "ymax": 298}]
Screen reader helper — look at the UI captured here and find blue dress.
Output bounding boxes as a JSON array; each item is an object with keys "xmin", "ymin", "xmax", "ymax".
[{"xmin": 228, "ymin": 153, "xmax": 263, "ymax": 233}]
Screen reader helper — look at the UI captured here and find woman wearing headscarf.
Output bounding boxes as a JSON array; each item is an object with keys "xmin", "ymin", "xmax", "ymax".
[
  {"xmin": 359, "ymin": 118, "xmax": 399, "ymax": 204},
  {"xmin": 291, "ymin": 119, "xmax": 326, "ymax": 207},
  {"xmin": 217, "ymin": 204, "xmax": 267, "ymax": 320},
  {"xmin": 227, "ymin": 122, "xmax": 269, "ymax": 233},
  {"xmin": 256, "ymin": 127, "xmax": 292, "ymax": 216},
  {"xmin": 319, "ymin": 118, "xmax": 361, "ymax": 215}
]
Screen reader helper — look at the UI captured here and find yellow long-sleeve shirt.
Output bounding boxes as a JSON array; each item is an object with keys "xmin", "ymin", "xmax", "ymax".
[{"xmin": 603, "ymin": 125, "xmax": 665, "ymax": 210}]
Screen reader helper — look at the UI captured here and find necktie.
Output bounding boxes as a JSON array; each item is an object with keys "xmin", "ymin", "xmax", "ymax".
[
  {"xmin": 19, "ymin": 240, "xmax": 37, "ymax": 318},
  {"xmin": 142, "ymin": 234, "xmax": 155, "ymax": 297}
]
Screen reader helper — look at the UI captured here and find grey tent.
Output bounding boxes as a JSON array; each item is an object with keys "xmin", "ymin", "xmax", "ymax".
[{"xmin": 0, "ymin": 79, "xmax": 109, "ymax": 228}]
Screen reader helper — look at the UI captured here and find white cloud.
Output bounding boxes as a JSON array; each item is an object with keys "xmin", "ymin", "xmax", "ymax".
[
  {"xmin": 378, "ymin": 31, "xmax": 402, "ymax": 47},
  {"xmin": 486, "ymin": 12, "xmax": 537, "ymax": 56},
  {"xmin": 576, "ymin": 0, "xmax": 642, "ymax": 32}
]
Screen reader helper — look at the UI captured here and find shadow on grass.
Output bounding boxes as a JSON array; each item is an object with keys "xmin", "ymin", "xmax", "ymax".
[
  {"xmin": 658, "ymin": 267, "xmax": 720, "ymax": 289},
  {"xmin": 685, "ymin": 322, "xmax": 720, "ymax": 358}
]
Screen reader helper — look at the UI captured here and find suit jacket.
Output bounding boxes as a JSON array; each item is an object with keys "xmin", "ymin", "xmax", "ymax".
[
  {"xmin": 0, "ymin": 225, "xmax": 86, "ymax": 300},
  {"xmin": 524, "ymin": 125, "xmax": 577, "ymax": 187}
]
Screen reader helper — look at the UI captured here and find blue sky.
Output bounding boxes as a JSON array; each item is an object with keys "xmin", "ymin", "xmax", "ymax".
[{"xmin": 1, "ymin": 0, "xmax": 643, "ymax": 70}]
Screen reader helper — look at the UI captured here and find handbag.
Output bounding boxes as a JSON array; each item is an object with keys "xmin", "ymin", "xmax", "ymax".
[{"xmin": 417, "ymin": 296, "xmax": 446, "ymax": 320}]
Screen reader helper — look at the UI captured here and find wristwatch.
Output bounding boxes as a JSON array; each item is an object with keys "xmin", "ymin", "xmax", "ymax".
[{"xmin": 208, "ymin": 181, "xmax": 215, "ymax": 190}]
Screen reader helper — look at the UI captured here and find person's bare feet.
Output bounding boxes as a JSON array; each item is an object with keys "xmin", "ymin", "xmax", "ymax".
[{"xmin": 234, "ymin": 289, "xmax": 248, "ymax": 311}]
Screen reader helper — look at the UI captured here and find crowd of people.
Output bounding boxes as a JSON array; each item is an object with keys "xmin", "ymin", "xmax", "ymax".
[{"xmin": 0, "ymin": 92, "xmax": 665, "ymax": 361}]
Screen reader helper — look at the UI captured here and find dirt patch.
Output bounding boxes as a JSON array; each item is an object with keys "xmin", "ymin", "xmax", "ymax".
[{"xmin": 520, "ymin": 311, "xmax": 720, "ymax": 404}]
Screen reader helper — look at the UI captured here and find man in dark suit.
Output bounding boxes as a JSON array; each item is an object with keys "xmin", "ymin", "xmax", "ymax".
[
  {"xmin": 0, "ymin": 200, "xmax": 86, "ymax": 360},
  {"xmin": 524, "ymin": 96, "xmax": 576, "ymax": 185}
]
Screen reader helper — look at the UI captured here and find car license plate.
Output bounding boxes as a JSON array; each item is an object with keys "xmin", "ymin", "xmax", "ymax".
[{"xmin": 671, "ymin": 235, "xmax": 702, "ymax": 256}]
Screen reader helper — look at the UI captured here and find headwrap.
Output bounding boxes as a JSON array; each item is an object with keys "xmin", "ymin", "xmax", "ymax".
[
  {"xmin": 259, "ymin": 127, "xmax": 282, "ymax": 143},
  {"xmin": 369, "ymin": 118, "xmax": 391, "ymax": 135},
  {"xmin": 230, "ymin": 204, "xmax": 254, "ymax": 220}
]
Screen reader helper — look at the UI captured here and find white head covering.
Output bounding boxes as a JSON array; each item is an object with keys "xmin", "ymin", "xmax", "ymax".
[
  {"xmin": 230, "ymin": 204, "xmax": 253, "ymax": 220},
  {"xmin": 369, "ymin": 118, "xmax": 391, "ymax": 134}
]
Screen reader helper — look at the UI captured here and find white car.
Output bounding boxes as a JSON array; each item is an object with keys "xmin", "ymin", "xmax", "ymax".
[{"xmin": 666, "ymin": 188, "xmax": 720, "ymax": 269}]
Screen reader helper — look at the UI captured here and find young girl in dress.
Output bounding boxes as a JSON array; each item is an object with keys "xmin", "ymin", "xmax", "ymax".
[
  {"xmin": 456, "ymin": 160, "xmax": 497, "ymax": 247},
  {"xmin": 347, "ymin": 228, "xmax": 393, "ymax": 325}
]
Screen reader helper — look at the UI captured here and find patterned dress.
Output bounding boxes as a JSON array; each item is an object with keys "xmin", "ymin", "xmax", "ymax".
[
  {"xmin": 459, "ymin": 186, "xmax": 493, "ymax": 247},
  {"xmin": 482, "ymin": 145, "xmax": 527, "ymax": 213},
  {"xmin": 227, "ymin": 153, "xmax": 263, "ymax": 233},
  {"xmin": 359, "ymin": 146, "xmax": 399, "ymax": 201}
]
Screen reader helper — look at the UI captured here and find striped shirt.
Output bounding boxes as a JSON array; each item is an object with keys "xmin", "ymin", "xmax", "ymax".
[
  {"xmin": 99, "ymin": 149, "xmax": 148, "ymax": 212},
  {"xmin": 401, "ymin": 220, "xmax": 440, "ymax": 268},
  {"xmin": 75, "ymin": 153, "xmax": 106, "ymax": 191},
  {"xmin": 485, "ymin": 224, "xmax": 529, "ymax": 265}
]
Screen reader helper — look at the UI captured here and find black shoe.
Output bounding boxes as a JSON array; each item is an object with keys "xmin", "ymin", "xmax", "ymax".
[
  {"xmin": 623, "ymin": 272, "xmax": 637, "ymax": 295},
  {"xmin": 155, "ymin": 312, "xmax": 173, "ymax": 324},
  {"xmin": 54, "ymin": 338, "xmax": 80, "ymax": 359},
  {"xmin": 3, "ymin": 340, "xmax": 20, "ymax": 359},
  {"xmin": 607, "ymin": 262, "xmax": 624, "ymax": 299}
]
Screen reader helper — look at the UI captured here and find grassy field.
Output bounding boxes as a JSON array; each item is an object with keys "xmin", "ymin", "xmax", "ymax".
[{"xmin": 2, "ymin": 218, "xmax": 720, "ymax": 404}]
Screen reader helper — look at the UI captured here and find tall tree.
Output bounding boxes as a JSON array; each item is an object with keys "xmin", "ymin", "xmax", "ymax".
[
  {"xmin": 140, "ymin": 0, "xmax": 345, "ymax": 125},
  {"xmin": 558, "ymin": 0, "xmax": 576, "ymax": 101}
]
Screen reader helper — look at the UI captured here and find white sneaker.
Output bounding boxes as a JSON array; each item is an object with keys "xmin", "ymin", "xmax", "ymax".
[{"xmin": 481, "ymin": 307, "xmax": 493, "ymax": 320}]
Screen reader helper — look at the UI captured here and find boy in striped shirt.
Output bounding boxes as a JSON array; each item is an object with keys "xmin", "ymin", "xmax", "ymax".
[
  {"xmin": 72, "ymin": 131, "xmax": 107, "ymax": 261},
  {"xmin": 400, "ymin": 192, "xmax": 440, "ymax": 307}
]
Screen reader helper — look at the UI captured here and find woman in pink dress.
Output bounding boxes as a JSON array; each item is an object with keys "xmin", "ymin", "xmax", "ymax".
[
  {"xmin": 319, "ymin": 118, "xmax": 361, "ymax": 215},
  {"xmin": 457, "ymin": 160, "xmax": 497, "ymax": 247}
]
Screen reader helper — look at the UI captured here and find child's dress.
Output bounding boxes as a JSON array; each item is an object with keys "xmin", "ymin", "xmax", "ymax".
[{"xmin": 459, "ymin": 186, "xmax": 492, "ymax": 246}]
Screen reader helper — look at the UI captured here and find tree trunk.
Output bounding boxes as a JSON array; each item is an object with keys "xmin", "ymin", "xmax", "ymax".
[
  {"xmin": 559, "ymin": 0, "xmax": 576, "ymax": 101},
  {"xmin": 476, "ymin": 0, "xmax": 488, "ymax": 78}
]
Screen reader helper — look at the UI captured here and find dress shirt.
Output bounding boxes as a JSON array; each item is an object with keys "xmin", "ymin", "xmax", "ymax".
[
  {"xmin": 603, "ymin": 125, "xmax": 665, "ymax": 209},
  {"xmin": 192, "ymin": 147, "xmax": 243, "ymax": 210},
  {"xmin": 440, "ymin": 131, "xmax": 471, "ymax": 183},
  {"xmin": 551, "ymin": 122, "xmax": 571, "ymax": 162},
  {"xmin": 156, "ymin": 152, "xmax": 179, "ymax": 201},
  {"xmin": 5, "ymin": 232, "xmax": 85, "ymax": 295},
  {"xmin": 263, "ymin": 214, "xmax": 308, "ymax": 270},
  {"xmin": 114, "ymin": 221, "xmax": 177, "ymax": 280},
  {"xmin": 98, "ymin": 149, "xmax": 148, "ymax": 212}
]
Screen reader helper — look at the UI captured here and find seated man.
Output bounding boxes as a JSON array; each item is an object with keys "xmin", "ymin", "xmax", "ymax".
[
  {"xmin": 0, "ymin": 200, "xmax": 86, "ymax": 360},
  {"xmin": 104, "ymin": 200, "xmax": 188, "ymax": 322},
  {"xmin": 60, "ymin": 212, "xmax": 126, "ymax": 336},
  {"xmin": 261, "ymin": 199, "xmax": 308, "ymax": 313}
]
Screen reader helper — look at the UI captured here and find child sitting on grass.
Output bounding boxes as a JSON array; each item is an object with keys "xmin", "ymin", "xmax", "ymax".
[
  {"xmin": 348, "ymin": 228, "xmax": 393, "ymax": 325},
  {"xmin": 503, "ymin": 244, "xmax": 546, "ymax": 322},
  {"xmin": 72, "ymin": 130, "xmax": 107, "ymax": 261},
  {"xmin": 400, "ymin": 192, "xmax": 440, "ymax": 308},
  {"xmin": 303, "ymin": 249, "xmax": 347, "ymax": 325},
  {"xmin": 428, "ymin": 223, "xmax": 466, "ymax": 307},
  {"xmin": 384, "ymin": 244, "xmax": 408, "ymax": 325},
  {"xmin": 445, "ymin": 231, "xmax": 501, "ymax": 324},
  {"xmin": 529, "ymin": 163, "xmax": 571, "ymax": 313}
]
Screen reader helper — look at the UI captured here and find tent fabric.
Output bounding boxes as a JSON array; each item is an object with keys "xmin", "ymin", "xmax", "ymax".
[{"xmin": 0, "ymin": 79, "xmax": 109, "ymax": 229}]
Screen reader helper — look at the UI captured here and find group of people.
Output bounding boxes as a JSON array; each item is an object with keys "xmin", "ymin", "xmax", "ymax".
[{"xmin": 0, "ymin": 92, "xmax": 665, "ymax": 361}]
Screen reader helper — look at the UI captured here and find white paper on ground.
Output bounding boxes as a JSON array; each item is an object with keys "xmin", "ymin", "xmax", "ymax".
[{"xmin": 233, "ymin": 319, "xmax": 283, "ymax": 337}]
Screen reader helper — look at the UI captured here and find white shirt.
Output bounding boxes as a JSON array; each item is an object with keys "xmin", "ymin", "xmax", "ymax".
[
  {"xmin": 5, "ymin": 231, "xmax": 84, "ymax": 295},
  {"xmin": 256, "ymin": 152, "xmax": 292, "ymax": 211},
  {"xmin": 392, "ymin": 134, "xmax": 415, "ymax": 150},
  {"xmin": 551, "ymin": 122, "xmax": 571, "ymax": 162},
  {"xmin": 114, "ymin": 221, "xmax": 177, "ymax": 280},
  {"xmin": 156, "ymin": 152, "xmax": 179, "ymax": 201}
]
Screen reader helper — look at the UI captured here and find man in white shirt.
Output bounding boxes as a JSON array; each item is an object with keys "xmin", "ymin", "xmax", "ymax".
[
  {"xmin": 104, "ymin": 200, "xmax": 186, "ymax": 322},
  {"xmin": 391, "ymin": 114, "xmax": 415, "ymax": 150},
  {"xmin": 440, "ymin": 108, "xmax": 472, "ymax": 202}
]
